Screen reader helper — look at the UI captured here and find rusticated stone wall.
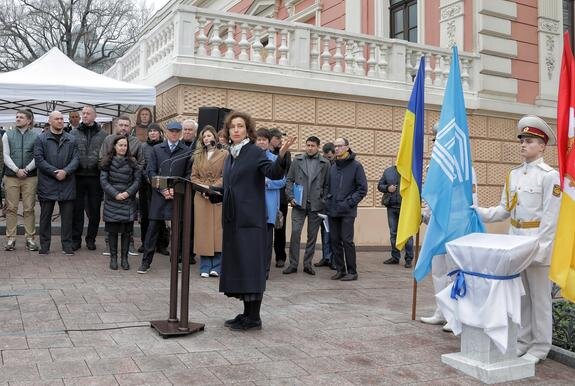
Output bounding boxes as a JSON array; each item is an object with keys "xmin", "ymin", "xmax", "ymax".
[{"xmin": 155, "ymin": 84, "xmax": 557, "ymax": 246}]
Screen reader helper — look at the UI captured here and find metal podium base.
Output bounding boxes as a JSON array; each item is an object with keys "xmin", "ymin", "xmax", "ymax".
[{"xmin": 150, "ymin": 320, "xmax": 205, "ymax": 338}]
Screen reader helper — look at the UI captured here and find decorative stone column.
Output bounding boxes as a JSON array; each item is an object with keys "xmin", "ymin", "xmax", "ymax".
[
  {"xmin": 439, "ymin": 0, "xmax": 465, "ymax": 48},
  {"xmin": 536, "ymin": 0, "xmax": 562, "ymax": 107}
]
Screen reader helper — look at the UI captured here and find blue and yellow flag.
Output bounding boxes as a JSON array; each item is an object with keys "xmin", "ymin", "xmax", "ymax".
[
  {"xmin": 413, "ymin": 46, "xmax": 485, "ymax": 282},
  {"xmin": 396, "ymin": 56, "xmax": 425, "ymax": 250}
]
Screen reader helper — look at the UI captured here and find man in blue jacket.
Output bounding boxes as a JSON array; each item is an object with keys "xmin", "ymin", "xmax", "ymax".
[{"xmin": 327, "ymin": 138, "xmax": 368, "ymax": 281}]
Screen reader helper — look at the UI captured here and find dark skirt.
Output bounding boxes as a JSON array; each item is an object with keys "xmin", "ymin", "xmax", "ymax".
[
  {"xmin": 224, "ymin": 292, "xmax": 263, "ymax": 301},
  {"xmin": 105, "ymin": 221, "xmax": 134, "ymax": 234}
]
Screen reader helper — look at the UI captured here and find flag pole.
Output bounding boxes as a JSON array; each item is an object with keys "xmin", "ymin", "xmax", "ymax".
[{"xmin": 411, "ymin": 230, "xmax": 420, "ymax": 320}]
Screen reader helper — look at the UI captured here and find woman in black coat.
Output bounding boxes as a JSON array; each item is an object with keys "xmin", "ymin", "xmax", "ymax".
[
  {"xmin": 100, "ymin": 135, "xmax": 141, "ymax": 270},
  {"xmin": 216, "ymin": 111, "xmax": 295, "ymax": 331}
]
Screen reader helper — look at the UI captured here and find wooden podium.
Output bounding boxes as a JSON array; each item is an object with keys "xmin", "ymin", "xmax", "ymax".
[{"xmin": 150, "ymin": 176, "xmax": 205, "ymax": 337}]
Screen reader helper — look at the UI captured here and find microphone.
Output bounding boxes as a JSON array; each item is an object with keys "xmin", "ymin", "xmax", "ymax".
[{"xmin": 152, "ymin": 145, "xmax": 192, "ymax": 189}]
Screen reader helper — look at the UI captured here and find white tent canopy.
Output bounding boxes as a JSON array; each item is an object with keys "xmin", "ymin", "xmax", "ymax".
[{"xmin": 0, "ymin": 48, "xmax": 156, "ymax": 117}]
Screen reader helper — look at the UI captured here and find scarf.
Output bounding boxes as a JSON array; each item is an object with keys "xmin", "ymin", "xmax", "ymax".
[{"xmin": 230, "ymin": 138, "xmax": 250, "ymax": 158}]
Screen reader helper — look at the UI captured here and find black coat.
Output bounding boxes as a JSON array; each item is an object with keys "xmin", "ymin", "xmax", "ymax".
[
  {"xmin": 100, "ymin": 156, "xmax": 141, "ymax": 223},
  {"xmin": 70, "ymin": 122, "xmax": 107, "ymax": 176},
  {"xmin": 377, "ymin": 165, "xmax": 402, "ymax": 208},
  {"xmin": 147, "ymin": 141, "xmax": 192, "ymax": 220},
  {"xmin": 326, "ymin": 151, "xmax": 368, "ymax": 218},
  {"xmin": 34, "ymin": 131, "xmax": 80, "ymax": 202},
  {"xmin": 219, "ymin": 142, "xmax": 284, "ymax": 295}
]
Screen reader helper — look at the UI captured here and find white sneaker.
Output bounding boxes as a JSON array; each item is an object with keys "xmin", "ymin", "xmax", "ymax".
[
  {"xmin": 442, "ymin": 323, "xmax": 453, "ymax": 332},
  {"xmin": 420, "ymin": 315, "xmax": 447, "ymax": 325},
  {"xmin": 520, "ymin": 353, "xmax": 540, "ymax": 364},
  {"xmin": 209, "ymin": 270, "xmax": 219, "ymax": 277},
  {"xmin": 200, "ymin": 272, "xmax": 209, "ymax": 278},
  {"xmin": 102, "ymin": 251, "xmax": 110, "ymax": 256}
]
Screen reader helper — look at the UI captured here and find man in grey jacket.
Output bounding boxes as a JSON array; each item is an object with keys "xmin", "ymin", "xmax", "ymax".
[{"xmin": 283, "ymin": 136, "xmax": 330, "ymax": 276}]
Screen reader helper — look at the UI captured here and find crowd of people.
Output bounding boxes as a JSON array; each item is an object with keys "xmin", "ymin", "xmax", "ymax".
[{"xmin": 0, "ymin": 106, "xmax": 561, "ymax": 357}]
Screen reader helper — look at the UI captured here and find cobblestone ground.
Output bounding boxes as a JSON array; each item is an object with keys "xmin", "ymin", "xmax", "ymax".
[{"xmin": 0, "ymin": 236, "xmax": 574, "ymax": 385}]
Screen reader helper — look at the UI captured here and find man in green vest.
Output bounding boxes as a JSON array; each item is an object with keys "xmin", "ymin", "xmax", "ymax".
[{"xmin": 2, "ymin": 109, "xmax": 39, "ymax": 251}]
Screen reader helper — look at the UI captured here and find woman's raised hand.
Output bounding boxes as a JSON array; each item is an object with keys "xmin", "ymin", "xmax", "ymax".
[{"xmin": 279, "ymin": 136, "xmax": 297, "ymax": 159}]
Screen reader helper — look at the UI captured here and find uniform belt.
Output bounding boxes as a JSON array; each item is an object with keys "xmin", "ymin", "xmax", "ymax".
[{"xmin": 510, "ymin": 219, "xmax": 540, "ymax": 229}]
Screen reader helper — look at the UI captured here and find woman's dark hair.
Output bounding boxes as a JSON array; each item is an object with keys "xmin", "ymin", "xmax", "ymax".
[
  {"xmin": 100, "ymin": 135, "xmax": 137, "ymax": 170},
  {"xmin": 135, "ymin": 107, "xmax": 153, "ymax": 126},
  {"xmin": 255, "ymin": 128, "xmax": 271, "ymax": 141},
  {"xmin": 223, "ymin": 110, "xmax": 256, "ymax": 143}
]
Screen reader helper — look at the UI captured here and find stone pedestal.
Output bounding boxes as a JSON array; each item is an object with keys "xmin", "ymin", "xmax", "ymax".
[{"xmin": 442, "ymin": 321, "xmax": 534, "ymax": 384}]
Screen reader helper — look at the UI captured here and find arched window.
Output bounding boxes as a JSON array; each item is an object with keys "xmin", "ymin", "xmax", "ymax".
[{"xmin": 390, "ymin": 0, "xmax": 417, "ymax": 42}]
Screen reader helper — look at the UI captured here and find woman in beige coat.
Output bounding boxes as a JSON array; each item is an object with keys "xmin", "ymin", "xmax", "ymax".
[{"xmin": 191, "ymin": 126, "xmax": 227, "ymax": 277}]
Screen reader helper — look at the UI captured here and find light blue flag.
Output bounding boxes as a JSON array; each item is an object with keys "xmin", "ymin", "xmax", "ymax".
[{"xmin": 413, "ymin": 46, "xmax": 485, "ymax": 282}]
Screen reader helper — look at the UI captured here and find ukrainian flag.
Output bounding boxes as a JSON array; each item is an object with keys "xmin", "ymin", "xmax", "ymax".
[{"xmin": 395, "ymin": 56, "xmax": 425, "ymax": 250}]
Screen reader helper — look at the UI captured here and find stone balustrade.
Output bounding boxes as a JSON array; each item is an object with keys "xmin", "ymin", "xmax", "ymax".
[{"xmin": 106, "ymin": 5, "xmax": 479, "ymax": 96}]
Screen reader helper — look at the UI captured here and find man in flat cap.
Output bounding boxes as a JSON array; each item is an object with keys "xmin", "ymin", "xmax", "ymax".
[
  {"xmin": 137, "ymin": 121, "xmax": 192, "ymax": 273},
  {"xmin": 475, "ymin": 115, "xmax": 561, "ymax": 364}
]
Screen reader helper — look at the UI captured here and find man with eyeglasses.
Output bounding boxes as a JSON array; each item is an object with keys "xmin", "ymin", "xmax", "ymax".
[{"xmin": 327, "ymin": 138, "xmax": 367, "ymax": 281}]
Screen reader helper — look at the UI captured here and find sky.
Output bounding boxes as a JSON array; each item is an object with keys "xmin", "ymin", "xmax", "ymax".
[{"xmin": 146, "ymin": 0, "xmax": 171, "ymax": 11}]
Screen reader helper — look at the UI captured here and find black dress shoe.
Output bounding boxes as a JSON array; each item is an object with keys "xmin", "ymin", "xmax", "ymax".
[
  {"xmin": 137, "ymin": 245, "xmax": 145, "ymax": 253},
  {"xmin": 303, "ymin": 266, "xmax": 316, "ymax": 275},
  {"xmin": 282, "ymin": 266, "xmax": 297, "ymax": 274},
  {"xmin": 329, "ymin": 263, "xmax": 338, "ymax": 271},
  {"xmin": 331, "ymin": 272, "xmax": 346, "ymax": 280},
  {"xmin": 190, "ymin": 256, "xmax": 197, "ymax": 265},
  {"xmin": 86, "ymin": 240, "xmax": 96, "ymax": 250},
  {"xmin": 275, "ymin": 260, "xmax": 285, "ymax": 268},
  {"xmin": 404, "ymin": 261, "xmax": 413, "ymax": 268},
  {"xmin": 156, "ymin": 248, "xmax": 170, "ymax": 256},
  {"xmin": 71, "ymin": 242, "xmax": 81, "ymax": 251},
  {"xmin": 383, "ymin": 257, "xmax": 400, "ymax": 264},
  {"xmin": 224, "ymin": 314, "xmax": 246, "ymax": 327},
  {"xmin": 229, "ymin": 318, "xmax": 262, "ymax": 331},
  {"xmin": 314, "ymin": 258, "xmax": 330, "ymax": 267},
  {"xmin": 341, "ymin": 273, "xmax": 358, "ymax": 281}
]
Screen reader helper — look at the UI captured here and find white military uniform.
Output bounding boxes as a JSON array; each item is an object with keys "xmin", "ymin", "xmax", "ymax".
[
  {"xmin": 476, "ymin": 155, "xmax": 561, "ymax": 360},
  {"xmin": 423, "ymin": 168, "xmax": 479, "ymax": 322}
]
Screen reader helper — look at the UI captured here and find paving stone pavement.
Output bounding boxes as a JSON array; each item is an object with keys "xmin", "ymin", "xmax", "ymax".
[{"xmin": 0, "ymin": 236, "xmax": 574, "ymax": 385}]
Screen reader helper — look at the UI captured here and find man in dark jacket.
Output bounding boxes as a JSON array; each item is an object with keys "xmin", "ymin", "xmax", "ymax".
[
  {"xmin": 34, "ymin": 111, "xmax": 79, "ymax": 255},
  {"xmin": 70, "ymin": 106, "xmax": 107, "ymax": 251},
  {"xmin": 284, "ymin": 136, "xmax": 330, "ymax": 276},
  {"xmin": 137, "ymin": 122, "xmax": 192, "ymax": 274},
  {"xmin": 378, "ymin": 165, "xmax": 414, "ymax": 268},
  {"xmin": 327, "ymin": 138, "xmax": 368, "ymax": 281}
]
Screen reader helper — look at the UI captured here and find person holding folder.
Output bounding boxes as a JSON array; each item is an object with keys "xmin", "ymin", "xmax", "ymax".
[{"xmin": 283, "ymin": 136, "xmax": 330, "ymax": 276}]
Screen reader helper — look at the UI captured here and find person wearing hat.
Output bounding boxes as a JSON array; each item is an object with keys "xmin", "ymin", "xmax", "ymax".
[
  {"xmin": 138, "ymin": 121, "xmax": 192, "ymax": 273},
  {"xmin": 475, "ymin": 115, "xmax": 561, "ymax": 364}
]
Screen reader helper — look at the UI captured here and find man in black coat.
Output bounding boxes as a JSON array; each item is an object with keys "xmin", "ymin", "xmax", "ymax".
[
  {"xmin": 34, "ymin": 111, "xmax": 79, "ymax": 255},
  {"xmin": 137, "ymin": 122, "xmax": 192, "ymax": 274},
  {"xmin": 327, "ymin": 138, "xmax": 368, "ymax": 281},
  {"xmin": 378, "ymin": 165, "xmax": 414, "ymax": 268},
  {"xmin": 70, "ymin": 105, "xmax": 107, "ymax": 251}
]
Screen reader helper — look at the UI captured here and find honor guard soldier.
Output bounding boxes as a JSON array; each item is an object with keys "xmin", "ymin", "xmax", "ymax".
[{"xmin": 476, "ymin": 115, "xmax": 561, "ymax": 364}]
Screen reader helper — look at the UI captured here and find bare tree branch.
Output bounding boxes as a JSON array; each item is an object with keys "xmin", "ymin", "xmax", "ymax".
[{"xmin": 0, "ymin": 0, "xmax": 151, "ymax": 72}]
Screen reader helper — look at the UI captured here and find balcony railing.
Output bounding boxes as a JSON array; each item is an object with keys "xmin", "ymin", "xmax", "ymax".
[{"xmin": 106, "ymin": 5, "xmax": 479, "ymax": 95}]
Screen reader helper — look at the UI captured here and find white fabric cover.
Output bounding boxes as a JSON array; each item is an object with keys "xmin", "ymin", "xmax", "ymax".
[
  {"xmin": 436, "ymin": 232, "xmax": 539, "ymax": 353},
  {"xmin": 0, "ymin": 48, "xmax": 155, "ymax": 105}
]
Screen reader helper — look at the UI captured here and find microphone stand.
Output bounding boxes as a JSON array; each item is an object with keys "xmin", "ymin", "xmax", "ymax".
[{"xmin": 150, "ymin": 174, "xmax": 205, "ymax": 337}]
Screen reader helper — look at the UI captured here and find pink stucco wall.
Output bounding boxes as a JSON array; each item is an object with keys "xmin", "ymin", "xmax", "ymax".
[
  {"xmin": 512, "ymin": 1, "xmax": 539, "ymax": 104},
  {"xmin": 425, "ymin": 0, "xmax": 440, "ymax": 46}
]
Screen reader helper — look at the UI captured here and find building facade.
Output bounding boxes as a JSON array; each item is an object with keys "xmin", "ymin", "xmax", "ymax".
[{"xmin": 106, "ymin": 0, "xmax": 573, "ymax": 245}]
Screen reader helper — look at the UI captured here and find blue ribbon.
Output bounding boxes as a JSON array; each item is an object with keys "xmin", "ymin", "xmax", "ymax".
[{"xmin": 447, "ymin": 269, "xmax": 520, "ymax": 300}]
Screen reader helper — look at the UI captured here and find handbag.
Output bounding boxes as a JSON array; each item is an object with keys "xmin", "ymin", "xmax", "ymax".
[{"xmin": 274, "ymin": 209, "xmax": 284, "ymax": 229}]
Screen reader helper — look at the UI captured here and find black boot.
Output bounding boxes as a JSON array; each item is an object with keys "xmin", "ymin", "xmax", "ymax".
[
  {"xmin": 109, "ymin": 233, "xmax": 118, "ymax": 270},
  {"xmin": 120, "ymin": 233, "xmax": 130, "ymax": 270}
]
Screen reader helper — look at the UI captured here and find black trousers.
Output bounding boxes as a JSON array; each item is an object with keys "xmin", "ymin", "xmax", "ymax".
[
  {"xmin": 329, "ymin": 216, "xmax": 357, "ymax": 275},
  {"xmin": 139, "ymin": 183, "xmax": 169, "ymax": 249},
  {"xmin": 72, "ymin": 175, "xmax": 103, "ymax": 244},
  {"xmin": 273, "ymin": 202, "xmax": 288, "ymax": 262},
  {"xmin": 39, "ymin": 200, "xmax": 74, "ymax": 252}
]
